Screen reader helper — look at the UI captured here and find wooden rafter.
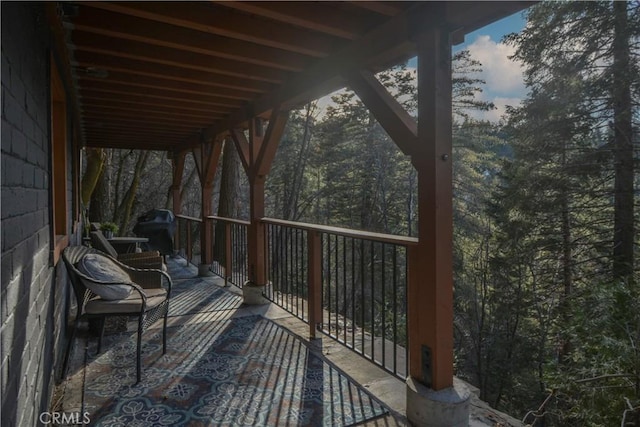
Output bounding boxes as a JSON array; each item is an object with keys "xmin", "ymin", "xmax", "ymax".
[
  {"xmin": 347, "ymin": 69, "xmax": 418, "ymax": 156},
  {"xmin": 216, "ymin": 2, "xmax": 372, "ymax": 40},
  {"xmin": 59, "ymin": 1, "xmax": 533, "ymax": 152},
  {"xmin": 82, "ymin": 2, "xmax": 338, "ymax": 57},
  {"xmin": 78, "ymin": 72, "xmax": 259, "ymax": 102},
  {"xmin": 73, "ymin": 52, "xmax": 275, "ymax": 92},
  {"xmin": 70, "ymin": 22, "xmax": 309, "ymax": 72},
  {"xmin": 74, "ymin": 50, "xmax": 286, "ymax": 85}
]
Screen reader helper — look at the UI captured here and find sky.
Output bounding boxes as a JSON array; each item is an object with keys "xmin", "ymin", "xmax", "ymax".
[
  {"xmin": 316, "ymin": 10, "xmax": 529, "ymax": 123},
  {"xmin": 456, "ymin": 12, "xmax": 529, "ymax": 121}
]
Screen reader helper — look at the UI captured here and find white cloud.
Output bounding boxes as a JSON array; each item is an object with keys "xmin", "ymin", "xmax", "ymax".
[
  {"xmin": 314, "ymin": 36, "xmax": 526, "ymax": 124},
  {"xmin": 467, "ymin": 35, "xmax": 526, "ymax": 98}
]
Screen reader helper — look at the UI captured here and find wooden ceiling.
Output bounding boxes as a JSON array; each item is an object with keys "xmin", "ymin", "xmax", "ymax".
[{"xmin": 56, "ymin": 1, "xmax": 532, "ymax": 152}]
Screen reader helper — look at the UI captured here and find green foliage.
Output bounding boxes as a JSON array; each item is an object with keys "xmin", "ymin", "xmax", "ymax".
[
  {"xmin": 99, "ymin": 222, "xmax": 119, "ymax": 234},
  {"xmin": 544, "ymin": 277, "xmax": 640, "ymax": 426}
]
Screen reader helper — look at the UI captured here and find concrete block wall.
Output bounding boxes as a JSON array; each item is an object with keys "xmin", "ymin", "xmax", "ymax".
[{"xmin": 2, "ymin": 3, "xmax": 71, "ymax": 426}]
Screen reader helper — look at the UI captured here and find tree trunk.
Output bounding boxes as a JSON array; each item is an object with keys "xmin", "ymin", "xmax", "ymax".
[
  {"xmin": 81, "ymin": 148, "xmax": 105, "ymax": 205},
  {"xmin": 89, "ymin": 149, "xmax": 110, "ymax": 223},
  {"xmin": 115, "ymin": 151, "xmax": 150, "ymax": 234},
  {"xmin": 611, "ymin": 0, "xmax": 634, "ymax": 281},
  {"xmin": 214, "ymin": 140, "xmax": 240, "ymax": 263}
]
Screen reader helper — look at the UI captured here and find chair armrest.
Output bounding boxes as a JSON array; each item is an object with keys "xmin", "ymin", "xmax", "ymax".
[
  {"xmin": 102, "ymin": 255, "xmax": 172, "ymax": 296},
  {"xmin": 119, "ymin": 256, "xmax": 164, "ymax": 271},
  {"xmin": 118, "ymin": 251, "xmax": 161, "ymax": 260},
  {"xmin": 74, "ymin": 270, "xmax": 148, "ymax": 312},
  {"xmin": 126, "ymin": 267, "xmax": 172, "ymax": 296}
]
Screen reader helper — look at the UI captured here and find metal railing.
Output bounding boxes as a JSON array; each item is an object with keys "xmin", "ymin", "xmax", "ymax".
[
  {"xmin": 263, "ymin": 218, "xmax": 416, "ymax": 379},
  {"xmin": 176, "ymin": 215, "xmax": 249, "ymax": 288},
  {"xmin": 175, "ymin": 215, "xmax": 201, "ymax": 266},
  {"xmin": 175, "ymin": 214, "xmax": 415, "ymax": 379}
]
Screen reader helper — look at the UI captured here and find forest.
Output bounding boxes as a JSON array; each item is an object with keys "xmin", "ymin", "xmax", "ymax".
[{"xmin": 81, "ymin": 2, "xmax": 639, "ymax": 424}]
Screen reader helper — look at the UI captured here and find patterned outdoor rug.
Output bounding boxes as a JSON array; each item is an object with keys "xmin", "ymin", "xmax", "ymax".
[
  {"xmin": 168, "ymin": 279, "xmax": 243, "ymax": 317},
  {"xmin": 82, "ymin": 314, "xmax": 389, "ymax": 426}
]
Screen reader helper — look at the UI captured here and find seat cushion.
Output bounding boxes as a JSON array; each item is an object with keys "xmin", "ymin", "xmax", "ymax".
[
  {"xmin": 77, "ymin": 254, "xmax": 133, "ymax": 300},
  {"xmin": 85, "ymin": 288, "xmax": 168, "ymax": 314}
]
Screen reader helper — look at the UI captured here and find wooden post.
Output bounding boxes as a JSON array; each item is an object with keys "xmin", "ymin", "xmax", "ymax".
[
  {"xmin": 171, "ymin": 151, "xmax": 186, "ymax": 254},
  {"xmin": 247, "ymin": 175, "xmax": 266, "ymax": 285},
  {"xmin": 345, "ymin": 21, "xmax": 454, "ymax": 390},
  {"xmin": 171, "ymin": 151, "xmax": 185, "ymax": 216},
  {"xmin": 224, "ymin": 221, "xmax": 232, "ymax": 286},
  {"xmin": 193, "ymin": 139, "xmax": 223, "ymax": 275},
  {"xmin": 408, "ymin": 25, "xmax": 454, "ymax": 391},
  {"xmin": 201, "ymin": 185, "xmax": 214, "ymax": 266},
  {"xmin": 307, "ymin": 230, "xmax": 322, "ymax": 339},
  {"xmin": 231, "ymin": 111, "xmax": 289, "ymax": 291}
]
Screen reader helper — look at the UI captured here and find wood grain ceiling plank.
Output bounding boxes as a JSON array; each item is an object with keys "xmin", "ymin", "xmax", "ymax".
[
  {"xmin": 203, "ymin": 1, "xmax": 532, "ymax": 140},
  {"xmin": 82, "ymin": 106, "xmax": 221, "ymax": 123},
  {"xmin": 79, "ymin": 94, "xmax": 228, "ymax": 115},
  {"xmin": 216, "ymin": 2, "xmax": 371, "ymax": 40},
  {"xmin": 72, "ymin": 53, "xmax": 274, "ymax": 93},
  {"xmin": 79, "ymin": 86, "xmax": 242, "ymax": 109},
  {"xmin": 81, "ymin": 101, "xmax": 221, "ymax": 120},
  {"xmin": 85, "ymin": 141, "xmax": 177, "ymax": 151},
  {"xmin": 347, "ymin": 1, "xmax": 407, "ymax": 16},
  {"xmin": 73, "ymin": 48, "xmax": 286, "ymax": 85},
  {"xmin": 81, "ymin": 112, "xmax": 208, "ymax": 129},
  {"xmin": 81, "ymin": 2, "xmax": 338, "ymax": 58},
  {"xmin": 84, "ymin": 125, "xmax": 191, "ymax": 137},
  {"xmin": 83, "ymin": 136, "xmax": 182, "ymax": 147},
  {"xmin": 78, "ymin": 72, "xmax": 256, "ymax": 102},
  {"xmin": 70, "ymin": 24, "xmax": 307, "ymax": 73}
]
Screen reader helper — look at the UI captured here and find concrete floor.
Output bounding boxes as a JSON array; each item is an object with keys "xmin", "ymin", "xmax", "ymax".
[{"xmin": 56, "ymin": 257, "xmax": 522, "ymax": 427}]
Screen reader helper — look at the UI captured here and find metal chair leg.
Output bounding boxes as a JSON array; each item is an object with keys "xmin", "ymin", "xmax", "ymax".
[
  {"xmin": 136, "ymin": 318, "xmax": 143, "ymax": 383},
  {"xmin": 97, "ymin": 317, "xmax": 106, "ymax": 354},
  {"xmin": 162, "ymin": 311, "xmax": 168, "ymax": 354},
  {"xmin": 62, "ymin": 320, "xmax": 79, "ymax": 379}
]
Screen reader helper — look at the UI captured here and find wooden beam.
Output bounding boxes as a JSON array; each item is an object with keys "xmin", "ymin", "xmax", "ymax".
[
  {"xmin": 408, "ymin": 24, "xmax": 454, "ymax": 391},
  {"xmin": 70, "ymin": 20, "xmax": 309, "ymax": 72},
  {"xmin": 348, "ymin": 1, "xmax": 407, "ymax": 17},
  {"xmin": 248, "ymin": 117, "xmax": 265, "ymax": 171},
  {"xmin": 82, "ymin": 106, "xmax": 220, "ymax": 124},
  {"xmin": 80, "ymin": 93, "xmax": 231, "ymax": 115},
  {"xmin": 81, "ymin": 101, "xmax": 222, "ymax": 120},
  {"xmin": 78, "ymin": 71, "xmax": 258, "ymax": 101},
  {"xmin": 74, "ymin": 50, "xmax": 285, "ymax": 85},
  {"xmin": 81, "ymin": 113, "xmax": 206, "ymax": 129},
  {"xmin": 199, "ymin": 2, "xmax": 532, "ymax": 142},
  {"xmin": 230, "ymin": 128, "xmax": 250, "ymax": 174},
  {"xmin": 83, "ymin": 2, "xmax": 337, "ymax": 57},
  {"xmin": 202, "ymin": 2, "xmax": 432, "ymax": 139},
  {"xmin": 217, "ymin": 2, "xmax": 370, "ymax": 40},
  {"xmin": 79, "ymin": 82, "xmax": 243, "ymax": 108},
  {"xmin": 347, "ymin": 69, "xmax": 418, "ymax": 156},
  {"xmin": 256, "ymin": 110, "xmax": 289, "ymax": 177}
]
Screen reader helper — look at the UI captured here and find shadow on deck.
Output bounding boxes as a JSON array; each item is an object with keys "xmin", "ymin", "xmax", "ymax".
[
  {"xmin": 55, "ymin": 257, "xmax": 408, "ymax": 426},
  {"xmin": 55, "ymin": 257, "xmax": 521, "ymax": 427}
]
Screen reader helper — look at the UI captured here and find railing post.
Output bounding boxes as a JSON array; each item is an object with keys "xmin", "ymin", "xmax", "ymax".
[
  {"xmin": 186, "ymin": 220, "xmax": 192, "ymax": 263},
  {"xmin": 224, "ymin": 221, "xmax": 232, "ymax": 287},
  {"xmin": 199, "ymin": 185, "xmax": 214, "ymax": 276},
  {"xmin": 174, "ymin": 217, "xmax": 181, "ymax": 257},
  {"xmin": 307, "ymin": 230, "xmax": 322, "ymax": 339}
]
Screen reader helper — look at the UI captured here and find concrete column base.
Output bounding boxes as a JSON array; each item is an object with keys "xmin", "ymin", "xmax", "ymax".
[
  {"xmin": 198, "ymin": 264, "xmax": 214, "ymax": 277},
  {"xmin": 242, "ymin": 282, "xmax": 268, "ymax": 305},
  {"xmin": 406, "ymin": 377, "xmax": 470, "ymax": 427}
]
